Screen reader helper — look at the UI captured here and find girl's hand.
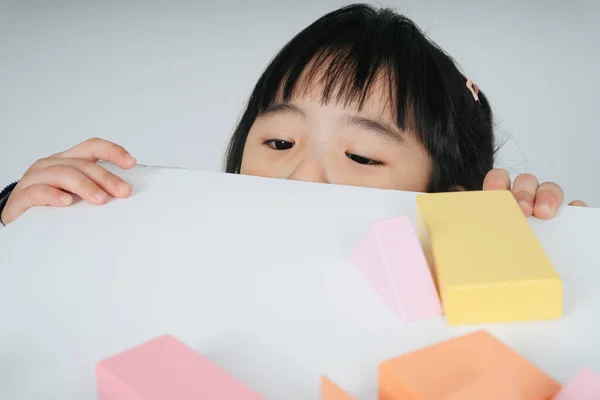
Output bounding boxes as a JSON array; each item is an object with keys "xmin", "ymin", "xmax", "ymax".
[
  {"xmin": 483, "ymin": 168, "xmax": 588, "ymax": 219},
  {"xmin": 1, "ymin": 138, "xmax": 136, "ymax": 225}
]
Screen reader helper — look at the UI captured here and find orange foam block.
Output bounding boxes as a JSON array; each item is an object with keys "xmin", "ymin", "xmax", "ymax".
[
  {"xmin": 553, "ymin": 368, "xmax": 600, "ymax": 399},
  {"xmin": 379, "ymin": 330, "xmax": 560, "ymax": 400},
  {"xmin": 96, "ymin": 334, "xmax": 264, "ymax": 400},
  {"xmin": 321, "ymin": 377, "xmax": 355, "ymax": 400},
  {"xmin": 348, "ymin": 216, "xmax": 442, "ymax": 321},
  {"xmin": 444, "ymin": 369, "xmax": 525, "ymax": 400}
]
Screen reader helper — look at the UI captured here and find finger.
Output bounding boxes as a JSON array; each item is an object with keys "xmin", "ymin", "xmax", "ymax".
[
  {"xmin": 568, "ymin": 200, "xmax": 588, "ymax": 207},
  {"xmin": 21, "ymin": 164, "xmax": 109, "ymax": 205},
  {"xmin": 2, "ymin": 184, "xmax": 72, "ymax": 225},
  {"xmin": 26, "ymin": 158, "xmax": 132, "ymax": 198},
  {"xmin": 53, "ymin": 138, "xmax": 136, "ymax": 169},
  {"xmin": 482, "ymin": 168, "xmax": 511, "ymax": 191},
  {"xmin": 533, "ymin": 182, "xmax": 564, "ymax": 219},
  {"xmin": 511, "ymin": 173, "xmax": 539, "ymax": 217}
]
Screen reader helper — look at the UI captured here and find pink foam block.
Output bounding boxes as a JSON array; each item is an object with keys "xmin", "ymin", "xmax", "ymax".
[
  {"xmin": 96, "ymin": 334, "xmax": 264, "ymax": 400},
  {"xmin": 553, "ymin": 368, "xmax": 600, "ymax": 399},
  {"xmin": 348, "ymin": 216, "xmax": 442, "ymax": 321}
]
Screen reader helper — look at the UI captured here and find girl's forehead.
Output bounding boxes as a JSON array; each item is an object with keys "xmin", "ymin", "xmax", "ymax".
[{"xmin": 275, "ymin": 67, "xmax": 398, "ymax": 122}]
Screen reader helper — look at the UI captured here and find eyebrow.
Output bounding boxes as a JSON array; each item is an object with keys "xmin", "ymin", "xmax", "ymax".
[
  {"xmin": 258, "ymin": 102, "xmax": 403, "ymax": 144},
  {"xmin": 343, "ymin": 114, "xmax": 404, "ymax": 144},
  {"xmin": 258, "ymin": 103, "xmax": 306, "ymax": 119}
]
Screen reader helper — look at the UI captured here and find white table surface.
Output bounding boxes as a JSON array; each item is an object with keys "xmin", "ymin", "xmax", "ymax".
[{"xmin": 1, "ymin": 165, "xmax": 599, "ymax": 399}]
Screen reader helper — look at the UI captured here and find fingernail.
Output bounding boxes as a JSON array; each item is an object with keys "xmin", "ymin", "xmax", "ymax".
[
  {"xmin": 60, "ymin": 194, "xmax": 72, "ymax": 205},
  {"xmin": 518, "ymin": 200, "xmax": 530, "ymax": 209},
  {"xmin": 536, "ymin": 203, "xmax": 551, "ymax": 215},
  {"xmin": 95, "ymin": 190, "xmax": 108, "ymax": 202},
  {"xmin": 126, "ymin": 154, "xmax": 137, "ymax": 164},
  {"xmin": 117, "ymin": 181, "xmax": 131, "ymax": 193}
]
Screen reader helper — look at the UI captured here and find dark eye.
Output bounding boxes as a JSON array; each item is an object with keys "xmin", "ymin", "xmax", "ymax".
[
  {"xmin": 346, "ymin": 153, "xmax": 382, "ymax": 166},
  {"xmin": 265, "ymin": 140, "xmax": 294, "ymax": 150}
]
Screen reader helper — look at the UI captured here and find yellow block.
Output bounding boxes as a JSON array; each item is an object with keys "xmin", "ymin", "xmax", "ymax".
[{"xmin": 416, "ymin": 190, "xmax": 562, "ymax": 325}]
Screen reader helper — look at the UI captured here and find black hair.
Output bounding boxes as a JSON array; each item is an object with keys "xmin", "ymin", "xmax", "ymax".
[{"xmin": 224, "ymin": 3, "xmax": 496, "ymax": 191}]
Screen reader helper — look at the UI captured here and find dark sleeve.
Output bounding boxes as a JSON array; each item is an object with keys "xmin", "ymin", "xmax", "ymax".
[{"xmin": 0, "ymin": 181, "xmax": 18, "ymax": 226}]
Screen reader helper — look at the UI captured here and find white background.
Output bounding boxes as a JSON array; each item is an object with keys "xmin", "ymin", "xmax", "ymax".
[{"xmin": 1, "ymin": 0, "xmax": 599, "ymax": 205}]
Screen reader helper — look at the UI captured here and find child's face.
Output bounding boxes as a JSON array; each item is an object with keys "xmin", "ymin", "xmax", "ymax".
[{"xmin": 240, "ymin": 84, "xmax": 432, "ymax": 192}]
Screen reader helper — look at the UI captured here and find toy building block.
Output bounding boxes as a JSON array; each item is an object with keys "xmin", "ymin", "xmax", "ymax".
[
  {"xmin": 321, "ymin": 376, "xmax": 355, "ymax": 400},
  {"xmin": 348, "ymin": 216, "xmax": 442, "ymax": 322},
  {"xmin": 379, "ymin": 330, "xmax": 560, "ymax": 400},
  {"xmin": 96, "ymin": 334, "xmax": 264, "ymax": 400},
  {"xmin": 553, "ymin": 368, "xmax": 600, "ymax": 399},
  {"xmin": 443, "ymin": 368, "xmax": 525, "ymax": 400},
  {"xmin": 416, "ymin": 190, "xmax": 562, "ymax": 325}
]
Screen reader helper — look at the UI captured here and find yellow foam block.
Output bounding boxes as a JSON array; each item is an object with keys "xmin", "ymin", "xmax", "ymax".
[{"xmin": 416, "ymin": 190, "xmax": 562, "ymax": 325}]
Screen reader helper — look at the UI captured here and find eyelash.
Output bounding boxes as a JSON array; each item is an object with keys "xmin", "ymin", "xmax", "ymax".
[
  {"xmin": 263, "ymin": 140, "xmax": 382, "ymax": 167},
  {"xmin": 346, "ymin": 153, "xmax": 383, "ymax": 167}
]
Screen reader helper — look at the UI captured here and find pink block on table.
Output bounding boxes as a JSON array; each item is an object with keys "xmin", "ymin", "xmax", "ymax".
[
  {"xmin": 348, "ymin": 216, "xmax": 442, "ymax": 321},
  {"xmin": 96, "ymin": 334, "xmax": 264, "ymax": 400},
  {"xmin": 553, "ymin": 368, "xmax": 600, "ymax": 399}
]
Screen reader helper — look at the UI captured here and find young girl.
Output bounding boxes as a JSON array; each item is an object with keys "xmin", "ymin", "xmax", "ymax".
[{"xmin": 0, "ymin": 4, "xmax": 587, "ymax": 227}]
